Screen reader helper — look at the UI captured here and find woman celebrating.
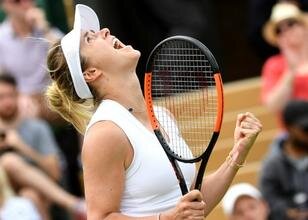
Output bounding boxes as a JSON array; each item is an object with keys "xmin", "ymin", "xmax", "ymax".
[{"xmin": 45, "ymin": 4, "xmax": 262, "ymax": 220}]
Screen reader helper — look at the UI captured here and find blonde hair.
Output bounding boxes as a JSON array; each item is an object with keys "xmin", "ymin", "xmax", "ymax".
[{"xmin": 45, "ymin": 41, "xmax": 98, "ymax": 134}]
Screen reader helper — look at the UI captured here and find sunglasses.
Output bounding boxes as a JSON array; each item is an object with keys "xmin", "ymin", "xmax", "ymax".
[{"xmin": 275, "ymin": 19, "xmax": 299, "ymax": 36}]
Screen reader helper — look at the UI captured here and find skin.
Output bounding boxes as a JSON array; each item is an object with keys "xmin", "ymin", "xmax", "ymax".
[
  {"xmin": 0, "ymin": 0, "xmax": 60, "ymax": 120},
  {"xmin": 230, "ymin": 196, "xmax": 269, "ymax": 220},
  {"xmin": 0, "ymin": 81, "xmax": 85, "ymax": 219},
  {"xmin": 0, "ymin": 82, "xmax": 60, "ymax": 179},
  {"xmin": 264, "ymin": 19, "xmax": 308, "ymax": 113},
  {"xmin": 80, "ymin": 28, "xmax": 262, "ymax": 220},
  {"xmin": 1, "ymin": 0, "xmax": 54, "ymax": 38}
]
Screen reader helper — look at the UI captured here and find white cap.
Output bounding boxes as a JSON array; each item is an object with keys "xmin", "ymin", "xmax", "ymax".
[
  {"xmin": 222, "ymin": 183, "xmax": 262, "ymax": 215},
  {"xmin": 61, "ymin": 4, "xmax": 100, "ymax": 99}
]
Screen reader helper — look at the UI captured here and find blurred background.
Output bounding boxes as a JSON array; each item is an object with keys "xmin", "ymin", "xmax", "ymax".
[
  {"xmin": 1, "ymin": 0, "xmax": 307, "ymax": 219},
  {"xmin": 0, "ymin": 0, "xmax": 284, "ymax": 82}
]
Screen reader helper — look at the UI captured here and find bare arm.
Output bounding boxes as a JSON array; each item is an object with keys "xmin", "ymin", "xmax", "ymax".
[
  {"xmin": 5, "ymin": 129, "xmax": 61, "ymax": 180},
  {"xmin": 200, "ymin": 112, "xmax": 262, "ymax": 216}
]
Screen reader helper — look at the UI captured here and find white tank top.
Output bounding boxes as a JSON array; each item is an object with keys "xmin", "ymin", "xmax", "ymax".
[{"xmin": 86, "ymin": 100, "xmax": 196, "ymax": 216}]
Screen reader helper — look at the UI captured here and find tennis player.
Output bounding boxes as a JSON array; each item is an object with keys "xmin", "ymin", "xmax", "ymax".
[{"xmin": 45, "ymin": 4, "xmax": 262, "ymax": 220}]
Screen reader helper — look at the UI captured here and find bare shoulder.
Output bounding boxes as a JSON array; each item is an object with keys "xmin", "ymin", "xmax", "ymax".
[{"xmin": 81, "ymin": 121, "xmax": 130, "ymax": 165}]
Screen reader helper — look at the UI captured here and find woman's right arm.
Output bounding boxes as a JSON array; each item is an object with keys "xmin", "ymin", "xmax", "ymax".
[
  {"xmin": 82, "ymin": 121, "xmax": 206, "ymax": 220},
  {"xmin": 82, "ymin": 121, "xmax": 131, "ymax": 219}
]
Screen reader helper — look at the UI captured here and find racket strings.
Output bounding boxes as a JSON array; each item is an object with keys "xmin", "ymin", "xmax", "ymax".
[{"xmin": 152, "ymin": 40, "xmax": 218, "ymax": 160}]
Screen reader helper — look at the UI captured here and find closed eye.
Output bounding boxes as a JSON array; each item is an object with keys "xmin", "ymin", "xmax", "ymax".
[{"xmin": 84, "ymin": 30, "xmax": 97, "ymax": 44}]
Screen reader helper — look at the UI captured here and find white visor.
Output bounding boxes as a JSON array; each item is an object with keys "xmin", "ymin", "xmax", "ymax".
[{"xmin": 61, "ymin": 4, "xmax": 100, "ymax": 99}]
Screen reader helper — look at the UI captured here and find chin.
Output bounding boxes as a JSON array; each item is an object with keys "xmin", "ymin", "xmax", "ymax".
[
  {"xmin": 131, "ymin": 48, "xmax": 141, "ymax": 58},
  {"xmin": 130, "ymin": 49, "xmax": 141, "ymax": 67}
]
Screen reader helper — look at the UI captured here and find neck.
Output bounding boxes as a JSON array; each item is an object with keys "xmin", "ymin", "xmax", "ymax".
[
  {"xmin": 105, "ymin": 71, "xmax": 144, "ymax": 106},
  {"xmin": 103, "ymin": 71, "xmax": 150, "ymax": 127}
]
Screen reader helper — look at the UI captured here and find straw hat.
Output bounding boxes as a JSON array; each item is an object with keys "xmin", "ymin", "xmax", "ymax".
[{"xmin": 263, "ymin": 2, "xmax": 308, "ymax": 46}]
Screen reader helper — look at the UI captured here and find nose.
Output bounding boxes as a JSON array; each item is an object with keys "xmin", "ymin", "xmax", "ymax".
[{"xmin": 99, "ymin": 28, "xmax": 110, "ymax": 39}]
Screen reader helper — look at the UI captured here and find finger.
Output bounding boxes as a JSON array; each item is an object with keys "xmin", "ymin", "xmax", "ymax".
[
  {"xmin": 240, "ymin": 116, "xmax": 262, "ymax": 128},
  {"xmin": 182, "ymin": 209, "xmax": 205, "ymax": 220},
  {"xmin": 240, "ymin": 121, "xmax": 260, "ymax": 129},
  {"xmin": 181, "ymin": 190, "xmax": 203, "ymax": 202},
  {"xmin": 190, "ymin": 200, "xmax": 206, "ymax": 211},
  {"xmin": 244, "ymin": 112, "xmax": 262, "ymax": 124},
  {"xmin": 236, "ymin": 113, "xmax": 246, "ymax": 127},
  {"xmin": 238, "ymin": 127, "xmax": 262, "ymax": 137},
  {"xmin": 240, "ymin": 121, "xmax": 263, "ymax": 131}
]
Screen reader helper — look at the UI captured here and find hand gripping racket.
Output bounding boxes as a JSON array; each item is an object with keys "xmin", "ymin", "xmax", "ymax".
[{"xmin": 144, "ymin": 36, "xmax": 224, "ymax": 195}]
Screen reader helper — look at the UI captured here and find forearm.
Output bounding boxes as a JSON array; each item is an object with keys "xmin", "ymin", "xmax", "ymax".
[
  {"xmin": 201, "ymin": 150, "xmax": 244, "ymax": 216},
  {"xmin": 17, "ymin": 143, "xmax": 60, "ymax": 179}
]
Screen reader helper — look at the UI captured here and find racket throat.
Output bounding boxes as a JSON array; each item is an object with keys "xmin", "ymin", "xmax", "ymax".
[
  {"xmin": 194, "ymin": 132, "xmax": 220, "ymax": 191},
  {"xmin": 154, "ymin": 130, "xmax": 189, "ymax": 195},
  {"xmin": 194, "ymin": 159, "xmax": 208, "ymax": 190}
]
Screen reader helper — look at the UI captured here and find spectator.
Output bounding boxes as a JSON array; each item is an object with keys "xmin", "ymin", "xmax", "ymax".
[
  {"xmin": 260, "ymin": 2, "xmax": 308, "ymax": 129},
  {"xmin": 259, "ymin": 100, "xmax": 308, "ymax": 220},
  {"xmin": 222, "ymin": 183, "xmax": 269, "ymax": 220},
  {"xmin": 248, "ymin": 0, "xmax": 308, "ymax": 61},
  {"xmin": 0, "ymin": 0, "xmax": 62, "ymax": 120},
  {"xmin": 0, "ymin": 73, "xmax": 85, "ymax": 220},
  {"xmin": 0, "ymin": 165, "xmax": 42, "ymax": 220}
]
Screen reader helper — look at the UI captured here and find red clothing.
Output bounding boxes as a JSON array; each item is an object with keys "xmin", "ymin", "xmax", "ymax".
[
  {"xmin": 261, "ymin": 54, "xmax": 308, "ymax": 129},
  {"xmin": 261, "ymin": 54, "xmax": 308, "ymax": 103}
]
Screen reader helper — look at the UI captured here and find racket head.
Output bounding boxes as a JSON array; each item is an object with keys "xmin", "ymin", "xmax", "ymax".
[{"xmin": 144, "ymin": 35, "xmax": 224, "ymax": 163}]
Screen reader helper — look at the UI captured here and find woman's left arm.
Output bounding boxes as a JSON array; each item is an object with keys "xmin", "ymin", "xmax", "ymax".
[{"xmin": 200, "ymin": 112, "xmax": 262, "ymax": 216}]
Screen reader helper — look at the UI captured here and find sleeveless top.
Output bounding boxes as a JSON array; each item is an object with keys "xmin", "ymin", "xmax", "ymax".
[{"xmin": 86, "ymin": 99, "xmax": 196, "ymax": 216}]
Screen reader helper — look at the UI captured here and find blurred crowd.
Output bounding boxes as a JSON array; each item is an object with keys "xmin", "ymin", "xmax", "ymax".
[
  {"xmin": 0, "ymin": 0, "xmax": 84, "ymax": 219},
  {"xmin": 0, "ymin": 0, "xmax": 308, "ymax": 220}
]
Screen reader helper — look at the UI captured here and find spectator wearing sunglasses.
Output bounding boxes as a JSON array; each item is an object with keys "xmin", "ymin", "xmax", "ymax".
[{"xmin": 260, "ymin": 2, "xmax": 308, "ymax": 130}]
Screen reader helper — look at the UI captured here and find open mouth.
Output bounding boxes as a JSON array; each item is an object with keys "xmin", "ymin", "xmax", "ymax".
[{"xmin": 112, "ymin": 38, "xmax": 125, "ymax": 49}]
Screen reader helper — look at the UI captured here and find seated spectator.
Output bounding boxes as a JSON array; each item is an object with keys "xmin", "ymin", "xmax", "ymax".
[
  {"xmin": 260, "ymin": 100, "xmax": 308, "ymax": 220},
  {"xmin": 222, "ymin": 183, "xmax": 269, "ymax": 220},
  {"xmin": 0, "ymin": 73, "xmax": 85, "ymax": 220},
  {"xmin": 0, "ymin": 0, "xmax": 62, "ymax": 120},
  {"xmin": 260, "ymin": 2, "xmax": 308, "ymax": 129},
  {"xmin": 0, "ymin": 165, "xmax": 41, "ymax": 220}
]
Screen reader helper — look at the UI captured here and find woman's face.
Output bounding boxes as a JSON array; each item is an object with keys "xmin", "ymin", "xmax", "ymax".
[
  {"xmin": 276, "ymin": 19, "xmax": 307, "ymax": 49},
  {"xmin": 80, "ymin": 28, "xmax": 141, "ymax": 76}
]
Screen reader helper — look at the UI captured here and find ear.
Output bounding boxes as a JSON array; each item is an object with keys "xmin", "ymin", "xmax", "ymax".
[{"xmin": 83, "ymin": 67, "xmax": 103, "ymax": 83}]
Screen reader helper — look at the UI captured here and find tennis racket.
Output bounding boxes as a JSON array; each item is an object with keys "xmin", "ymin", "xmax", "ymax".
[{"xmin": 144, "ymin": 36, "xmax": 224, "ymax": 195}]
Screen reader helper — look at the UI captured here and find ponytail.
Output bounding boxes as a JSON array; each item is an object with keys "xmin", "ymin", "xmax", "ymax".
[
  {"xmin": 46, "ymin": 82, "xmax": 94, "ymax": 134},
  {"xmin": 45, "ymin": 41, "xmax": 97, "ymax": 134}
]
